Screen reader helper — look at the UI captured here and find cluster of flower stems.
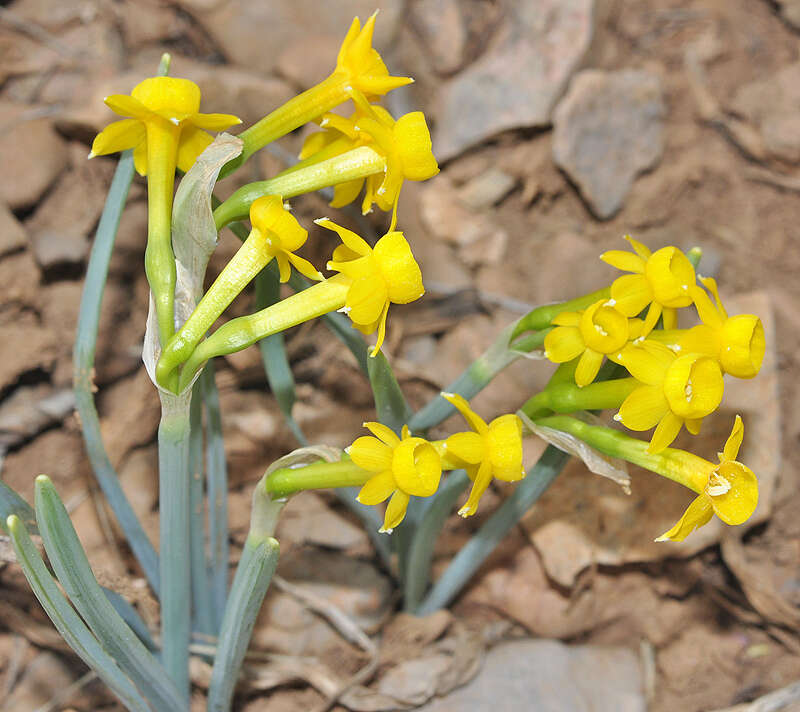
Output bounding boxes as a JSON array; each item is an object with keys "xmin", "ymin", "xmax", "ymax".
[{"xmin": 1, "ymin": 13, "xmax": 766, "ymax": 712}]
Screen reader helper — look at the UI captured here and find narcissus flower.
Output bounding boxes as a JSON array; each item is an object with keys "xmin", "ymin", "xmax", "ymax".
[
  {"xmin": 544, "ymin": 299, "xmax": 644, "ymax": 387},
  {"xmin": 601, "ymin": 237, "xmax": 696, "ymax": 333},
  {"xmin": 317, "ymin": 218, "xmax": 425, "ymax": 356},
  {"xmin": 616, "ymin": 340, "xmax": 724, "ymax": 453},
  {"xmin": 657, "ymin": 416, "xmax": 758, "ymax": 541},
  {"xmin": 441, "ymin": 393, "xmax": 525, "ymax": 517},
  {"xmin": 351, "ymin": 423, "xmax": 442, "ymax": 532},
  {"xmin": 91, "ymin": 76, "xmax": 240, "ymax": 176},
  {"xmin": 682, "ymin": 277, "xmax": 765, "ymax": 379}
]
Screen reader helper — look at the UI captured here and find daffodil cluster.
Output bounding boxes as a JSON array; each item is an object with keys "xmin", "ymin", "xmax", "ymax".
[
  {"xmin": 522, "ymin": 236, "xmax": 764, "ymax": 541},
  {"xmin": 347, "ymin": 394, "xmax": 525, "ymax": 532},
  {"xmin": 91, "ymin": 14, "xmax": 439, "ymax": 392}
]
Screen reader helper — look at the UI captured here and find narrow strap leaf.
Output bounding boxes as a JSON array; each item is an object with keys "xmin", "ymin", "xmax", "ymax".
[
  {"xmin": 34, "ymin": 476, "xmax": 184, "ymax": 711},
  {"xmin": 73, "ymin": 148, "xmax": 160, "ymax": 594},
  {"xmin": 101, "ymin": 586, "xmax": 158, "ymax": 652},
  {"xmin": 207, "ymin": 534, "xmax": 280, "ymax": 712},
  {"xmin": 0, "ymin": 479, "xmax": 37, "ymax": 534},
  {"xmin": 417, "ymin": 446, "xmax": 569, "ymax": 615},
  {"xmin": 203, "ymin": 362, "xmax": 229, "ymax": 630},
  {"xmin": 367, "ymin": 350, "xmax": 413, "ymax": 434},
  {"xmin": 6, "ymin": 515, "xmax": 152, "ymax": 712}
]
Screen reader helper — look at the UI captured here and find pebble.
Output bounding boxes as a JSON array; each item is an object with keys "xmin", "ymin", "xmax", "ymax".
[
  {"xmin": 0, "ymin": 385, "xmax": 74, "ymax": 450},
  {"xmin": 410, "ymin": 0, "xmax": 468, "ymax": 75},
  {"xmin": 434, "ymin": 0, "xmax": 594, "ymax": 161},
  {"xmin": 552, "ymin": 69, "xmax": 665, "ymax": 219},
  {"xmin": 776, "ymin": 0, "xmax": 800, "ymax": 29},
  {"xmin": 30, "ymin": 230, "xmax": 88, "ymax": 270},
  {"xmin": 0, "ymin": 202, "xmax": 26, "ymax": 258},
  {"xmin": 417, "ymin": 639, "xmax": 645, "ymax": 712},
  {"xmin": 0, "ymin": 102, "xmax": 68, "ymax": 210},
  {"xmin": 456, "ymin": 168, "xmax": 516, "ymax": 210}
]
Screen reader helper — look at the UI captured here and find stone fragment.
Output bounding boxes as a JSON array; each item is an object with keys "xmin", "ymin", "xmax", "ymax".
[
  {"xmin": 30, "ymin": 231, "xmax": 89, "ymax": 270},
  {"xmin": 0, "ymin": 103, "xmax": 68, "ymax": 210},
  {"xmin": 731, "ymin": 62, "xmax": 800, "ymax": 163},
  {"xmin": 410, "ymin": 0, "xmax": 468, "ymax": 75},
  {"xmin": 276, "ymin": 491, "xmax": 369, "ymax": 551},
  {"xmin": 776, "ymin": 0, "xmax": 800, "ymax": 29},
  {"xmin": 0, "ymin": 250, "xmax": 41, "ymax": 320},
  {"xmin": 0, "ymin": 203, "xmax": 26, "ymax": 257},
  {"xmin": 0, "ymin": 319, "xmax": 58, "ymax": 390},
  {"xmin": 552, "ymin": 69, "xmax": 665, "ymax": 219},
  {"xmin": 0, "ymin": 385, "xmax": 74, "ymax": 449},
  {"xmin": 418, "ymin": 639, "xmax": 645, "ymax": 712},
  {"xmin": 176, "ymin": 0, "xmax": 402, "ymax": 76},
  {"xmin": 118, "ymin": 446, "xmax": 159, "ymax": 533},
  {"xmin": 456, "ymin": 168, "xmax": 516, "ymax": 210},
  {"xmin": 434, "ymin": 0, "xmax": 594, "ymax": 161}
]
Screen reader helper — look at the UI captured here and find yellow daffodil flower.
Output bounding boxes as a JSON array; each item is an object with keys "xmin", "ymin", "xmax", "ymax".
[
  {"xmin": 233, "ymin": 13, "xmax": 412, "ymax": 169},
  {"xmin": 657, "ymin": 416, "xmax": 758, "ymax": 541},
  {"xmin": 601, "ymin": 236, "xmax": 696, "ymax": 333},
  {"xmin": 317, "ymin": 218, "xmax": 425, "ymax": 355},
  {"xmin": 544, "ymin": 299, "xmax": 644, "ymax": 387},
  {"xmin": 156, "ymin": 196, "xmax": 319, "ymax": 388},
  {"xmin": 683, "ymin": 277, "xmax": 766, "ymax": 379},
  {"xmin": 615, "ymin": 340, "xmax": 724, "ymax": 453},
  {"xmin": 351, "ymin": 422, "xmax": 442, "ymax": 532},
  {"xmin": 440, "ymin": 393, "xmax": 525, "ymax": 517},
  {"xmin": 91, "ymin": 76, "xmax": 240, "ymax": 176}
]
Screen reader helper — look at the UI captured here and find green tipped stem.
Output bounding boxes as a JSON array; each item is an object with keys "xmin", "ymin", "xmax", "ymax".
[
  {"xmin": 265, "ymin": 459, "xmax": 371, "ymax": 499},
  {"xmin": 520, "ymin": 377, "xmax": 639, "ymax": 420}
]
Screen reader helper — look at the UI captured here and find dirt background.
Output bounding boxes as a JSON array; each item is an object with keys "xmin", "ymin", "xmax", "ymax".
[{"xmin": 1, "ymin": 0, "xmax": 799, "ymax": 710}]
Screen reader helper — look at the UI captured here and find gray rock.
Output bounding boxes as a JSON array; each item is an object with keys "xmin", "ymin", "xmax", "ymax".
[
  {"xmin": 0, "ymin": 203, "xmax": 26, "ymax": 258},
  {"xmin": 0, "ymin": 385, "xmax": 75, "ymax": 449},
  {"xmin": 457, "ymin": 168, "xmax": 516, "ymax": 210},
  {"xmin": 418, "ymin": 639, "xmax": 645, "ymax": 712},
  {"xmin": 31, "ymin": 230, "xmax": 88, "ymax": 269},
  {"xmin": 552, "ymin": 69, "xmax": 665, "ymax": 219},
  {"xmin": 434, "ymin": 0, "xmax": 594, "ymax": 161},
  {"xmin": 731, "ymin": 62, "xmax": 800, "ymax": 164},
  {"xmin": 411, "ymin": 0, "xmax": 468, "ymax": 75}
]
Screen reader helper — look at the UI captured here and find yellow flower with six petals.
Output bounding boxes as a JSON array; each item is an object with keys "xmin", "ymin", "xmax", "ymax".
[
  {"xmin": 351, "ymin": 422, "xmax": 442, "ymax": 532},
  {"xmin": 441, "ymin": 393, "xmax": 525, "ymax": 517},
  {"xmin": 616, "ymin": 340, "xmax": 724, "ymax": 453},
  {"xmin": 657, "ymin": 415, "xmax": 758, "ymax": 541},
  {"xmin": 601, "ymin": 236, "xmax": 696, "ymax": 333},
  {"xmin": 544, "ymin": 299, "xmax": 644, "ymax": 387},
  {"xmin": 316, "ymin": 218, "xmax": 425, "ymax": 356},
  {"xmin": 91, "ymin": 76, "xmax": 240, "ymax": 176}
]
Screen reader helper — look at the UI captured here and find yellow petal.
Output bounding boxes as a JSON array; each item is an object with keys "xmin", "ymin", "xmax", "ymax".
[
  {"xmin": 579, "ymin": 301, "xmax": 630, "ymax": 355},
  {"xmin": 661, "ymin": 307, "xmax": 678, "ymax": 330},
  {"xmin": 392, "ymin": 438, "xmax": 441, "ymax": 497},
  {"xmin": 370, "ymin": 302, "xmax": 390, "ymax": 357},
  {"xmin": 648, "ymin": 411, "xmax": 684, "ymax": 453},
  {"xmin": 287, "ymin": 252, "xmax": 323, "ymax": 282},
  {"xmin": 600, "ymin": 249, "xmax": 646, "ymax": 274},
  {"xmin": 275, "ymin": 253, "xmax": 291, "ymax": 283},
  {"xmin": 663, "ymin": 354, "xmax": 723, "ymax": 420},
  {"xmin": 625, "ymin": 235, "xmax": 652, "ymax": 260},
  {"xmin": 104, "ymin": 93, "xmax": 150, "ymax": 119},
  {"xmin": 708, "ymin": 461, "xmax": 757, "ymax": 525},
  {"xmin": 357, "ymin": 469, "xmax": 395, "ymax": 504},
  {"xmin": 690, "ymin": 284, "xmax": 724, "ymax": 328},
  {"xmin": 618, "ymin": 385, "xmax": 669, "ymax": 431},
  {"xmin": 316, "ymin": 218, "xmax": 371, "ymax": 256},
  {"xmin": 487, "ymin": 414, "xmax": 525, "ymax": 482},
  {"xmin": 611, "ymin": 274, "xmax": 653, "ymax": 316},
  {"xmin": 363, "ymin": 421, "xmax": 400, "ymax": 447},
  {"xmin": 440, "ymin": 392, "xmax": 489, "ymax": 435},
  {"xmin": 680, "ymin": 324, "xmax": 719, "ymax": 360},
  {"xmin": 685, "ymin": 417, "xmax": 703, "ymax": 435},
  {"xmin": 381, "ymin": 490, "xmax": 410, "ymax": 532},
  {"xmin": 131, "ymin": 76, "xmax": 201, "ymax": 118},
  {"xmin": 551, "ymin": 311, "xmax": 580, "ymax": 327},
  {"xmin": 720, "ymin": 315, "xmax": 765, "ymax": 379},
  {"xmin": 133, "ymin": 141, "xmax": 148, "ymax": 176},
  {"xmin": 544, "ymin": 326, "xmax": 584, "ymax": 363},
  {"xmin": 722, "ymin": 415, "xmax": 744, "ymax": 462},
  {"xmin": 458, "ymin": 459, "xmax": 492, "ymax": 517},
  {"xmin": 350, "ymin": 436, "xmax": 393, "ymax": 473},
  {"xmin": 91, "ymin": 119, "xmax": 145, "ymax": 156},
  {"xmin": 176, "ymin": 124, "xmax": 213, "ymax": 173},
  {"xmin": 190, "ymin": 112, "xmax": 241, "ymax": 131},
  {"xmin": 642, "ymin": 302, "xmax": 662, "ymax": 334},
  {"xmin": 330, "ymin": 178, "xmax": 365, "ymax": 208},
  {"xmin": 445, "ymin": 431, "xmax": 484, "ymax": 465},
  {"xmin": 645, "ymin": 246, "xmax": 695, "ymax": 308},
  {"xmin": 393, "ymin": 111, "xmax": 439, "ymax": 181},
  {"xmin": 656, "ymin": 494, "xmax": 714, "ymax": 542},
  {"xmin": 346, "ymin": 275, "xmax": 388, "ymax": 327},
  {"xmin": 618, "ymin": 341, "xmax": 674, "ymax": 385},
  {"xmin": 575, "ymin": 348, "xmax": 604, "ymax": 387},
  {"xmin": 372, "ymin": 231, "xmax": 424, "ymax": 304}
]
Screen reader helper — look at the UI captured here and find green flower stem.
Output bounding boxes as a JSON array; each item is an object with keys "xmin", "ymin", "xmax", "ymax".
[
  {"xmin": 532, "ymin": 415, "xmax": 707, "ymax": 493},
  {"xmin": 520, "ymin": 377, "xmax": 639, "ymax": 420},
  {"xmin": 221, "ymin": 72, "xmax": 353, "ymax": 178},
  {"xmin": 6, "ymin": 516, "xmax": 152, "ymax": 712},
  {"xmin": 265, "ymin": 459, "xmax": 370, "ymax": 499},
  {"xmin": 158, "ymin": 393, "xmax": 192, "ymax": 700},
  {"xmin": 418, "ymin": 446, "xmax": 569, "ymax": 614},
  {"xmin": 203, "ymin": 362, "xmax": 229, "ymax": 629},
  {"xmin": 270, "ymin": 135, "xmax": 353, "ymax": 179},
  {"xmin": 178, "ymin": 276, "xmax": 350, "ymax": 392},
  {"xmin": 511, "ymin": 287, "xmax": 611, "ymax": 338},
  {"xmin": 188, "ymin": 379, "xmax": 214, "ymax": 637},
  {"xmin": 34, "ymin": 476, "xmax": 184, "ymax": 712},
  {"xmin": 409, "ymin": 327, "xmax": 548, "ymax": 433},
  {"xmin": 144, "ymin": 121, "xmax": 180, "ymax": 347},
  {"xmin": 213, "ymin": 146, "xmax": 385, "ymax": 229},
  {"xmin": 74, "ymin": 149, "xmax": 160, "ymax": 593},
  {"xmin": 156, "ymin": 230, "xmax": 271, "ymax": 388}
]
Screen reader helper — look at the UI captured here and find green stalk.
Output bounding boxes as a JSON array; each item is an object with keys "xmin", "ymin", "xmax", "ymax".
[
  {"xmin": 511, "ymin": 287, "xmax": 611, "ymax": 338},
  {"xmin": 417, "ymin": 446, "xmax": 569, "ymax": 614},
  {"xmin": 520, "ymin": 377, "xmax": 639, "ymax": 419},
  {"xmin": 6, "ymin": 515, "xmax": 151, "ymax": 712},
  {"xmin": 203, "ymin": 362, "xmax": 229, "ymax": 629},
  {"xmin": 73, "ymin": 149, "xmax": 159, "ymax": 594},
  {"xmin": 34, "ymin": 476, "xmax": 183, "ymax": 711},
  {"xmin": 158, "ymin": 392, "xmax": 192, "ymax": 700},
  {"xmin": 189, "ymin": 378, "xmax": 214, "ymax": 637},
  {"xmin": 265, "ymin": 459, "xmax": 371, "ymax": 499}
]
